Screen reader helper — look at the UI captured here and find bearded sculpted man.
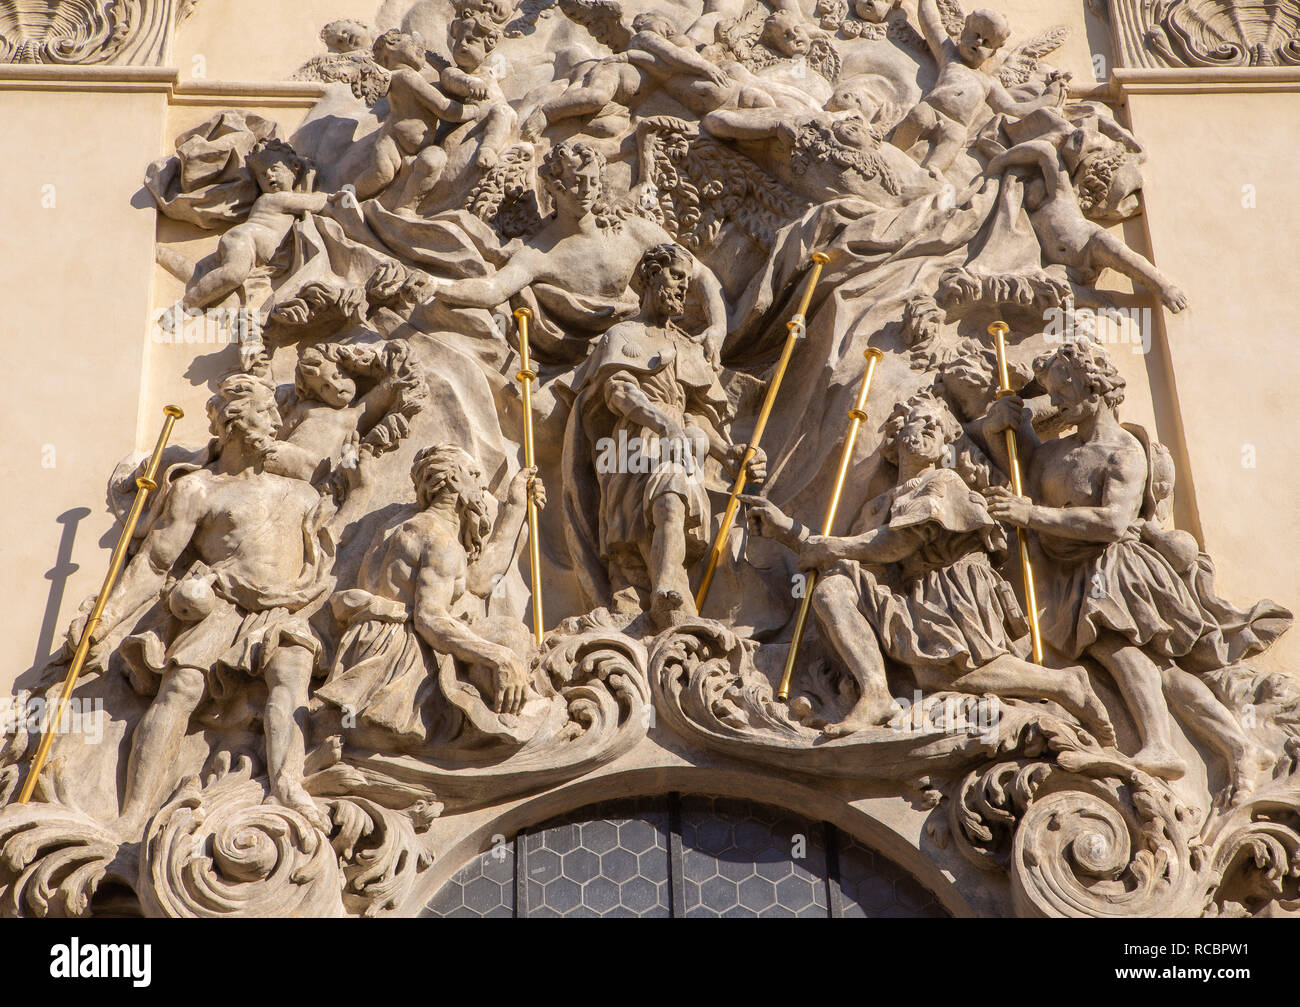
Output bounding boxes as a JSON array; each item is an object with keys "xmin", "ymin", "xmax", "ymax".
[
  {"xmin": 563, "ymin": 243, "xmax": 766, "ymax": 627},
  {"xmin": 984, "ymin": 340, "xmax": 1289, "ymax": 799},
  {"xmin": 315, "ymin": 445, "xmax": 546, "ymax": 750},
  {"xmin": 73, "ymin": 373, "xmax": 338, "ymax": 833}
]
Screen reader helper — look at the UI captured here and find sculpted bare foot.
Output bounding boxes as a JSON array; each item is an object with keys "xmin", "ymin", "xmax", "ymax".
[
  {"xmin": 274, "ymin": 777, "xmax": 331, "ymax": 834},
  {"xmin": 521, "ymin": 109, "xmax": 548, "ymax": 143},
  {"xmin": 650, "ymin": 588, "xmax": 693, "ymax": 630},
  {"xmin": 1131, "ymin": 744, "xmax": 1187, "ymax": 780},
  {"xmin": 821, "ymin": 694, "xmax": 901, "ymax": 738}
]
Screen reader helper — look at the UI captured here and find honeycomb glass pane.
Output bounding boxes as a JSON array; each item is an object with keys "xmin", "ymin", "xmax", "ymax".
[
  {"xmin": 836, "ymin": 833, "xmax": 950, "ymax": 919},
  {"xmin": 679, "ymin": 796, "xmax": 829, "ymax": 918},
  {"xmin": 523, "ymin": 797, "xmax": 672, "ymax": 918},
  {"xmin": 422, "ymin": 836, "xmax": 515, "ymax": 918}
]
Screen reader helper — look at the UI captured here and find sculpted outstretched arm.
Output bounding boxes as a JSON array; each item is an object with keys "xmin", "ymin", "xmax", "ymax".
[
  {"xmin": 915, "ymin": 0, "xmax": 950, "ymax": 63},
  {"xmin": 395, "ymin": 68, "xmax": 476, "ymax": 122},
  {"xmin": 986, "ymin": 139, "xmax": 1070, "ymax": 199},
  {"xmin": 437, "ymin": 256, "xmax": 537, "ymax": 309},
  {"xmin": 466, "ymin": 468, "xmax": 544, "ymax": 595}
]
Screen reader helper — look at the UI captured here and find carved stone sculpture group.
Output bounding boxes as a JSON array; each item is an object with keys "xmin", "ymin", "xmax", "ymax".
[{"xmin": 3, "ymin": 0, "xmax": 1298, "ymax": 919}]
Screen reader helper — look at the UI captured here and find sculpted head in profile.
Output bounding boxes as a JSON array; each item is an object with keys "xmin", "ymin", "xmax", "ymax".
[
  {"xmin": 411, "ymin": 443, "xmax": 491, "ymax": 558},
  {"xmin": 207, "ymin": 371, "xmax": 282, "ymax": 458},
  {"xmin": 1033, "ymin": 338, "xmax": 1126, "ymax": 425},
  {"xmin": 632, "ymin": 241, "xmax": 692, "ymax": 321}
]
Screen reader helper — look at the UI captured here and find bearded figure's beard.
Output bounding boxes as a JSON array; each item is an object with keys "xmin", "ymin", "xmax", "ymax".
[{"xmin": 213, "ymin": 407, "xmax": 280, "ymax": 459}]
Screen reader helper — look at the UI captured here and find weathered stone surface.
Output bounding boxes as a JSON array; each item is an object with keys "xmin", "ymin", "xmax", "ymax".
[{"xmin": 3, "ymin": 0, "xmax": 1298, "ymax": 918}]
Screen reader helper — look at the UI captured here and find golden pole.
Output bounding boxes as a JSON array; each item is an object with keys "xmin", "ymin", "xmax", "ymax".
[
  {"xmin": 513, "ymin": 307, "xmax": 545, "ymax": 646},
  {"xmin": 696, "ymin": 251, "xmax": 830, "ymax": 612},
  {"xmin": 16, "ymin": 405, "xmax": 183, "ymax": 805},
  {"xmin": 988, "ymin": 321, "xmax": 1044, "ymax": 664},
  {"xmin": 775, "ymin": 349, "xmax": 883, "ymax": 701}
]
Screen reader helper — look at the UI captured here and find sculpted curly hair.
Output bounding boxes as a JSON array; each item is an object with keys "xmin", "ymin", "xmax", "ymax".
[
  {"xmin": 539, "ymin": 140, "xmax": 626, "ymax": 229},
  {"xmin": 880, "ymin": 390, "xmax": 963, "ymax": 466},
  {"xmin": 1034, "ymin": 338, "xmax": 1127, "ymax": 411},
  {"xmin": 246, "ymin": 138, "xmax": 315, "ymax": 191},
  {"xmin": 630, "ymin": 242, "xmax": 691, "ymax": 298},
  {"xmin": 410, "ymin": 443, "xmax": 490, "ymax": 558}
]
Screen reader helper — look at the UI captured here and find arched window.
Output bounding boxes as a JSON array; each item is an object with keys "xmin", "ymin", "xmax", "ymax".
[{"xmin": 424, "ymin": 794, "xmax": 949, "ymax": 918}]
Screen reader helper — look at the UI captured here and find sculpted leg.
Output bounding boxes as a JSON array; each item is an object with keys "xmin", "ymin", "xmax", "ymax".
[
  {"xmin": 1089, "ymin": 633, "xmax": 1186, "ymax": 779},
  {"xmin": 384, "ymin": 145, "xmax": 447, "ymax": 212},
  {"xmin": 184, "ymin": 230, "xmax": 257, "ymax": 311},
  {"xmin": 810, "ymin": 571, "xmax": 899, "ymax": 736},
  {"xmin": 648, "ymin": 492, "xmax": 695, "ymax": 627},
  {"xmin": 1161, "ymin": 665, "xmax": 1276, "ymax": 805},
  {"xmin": 120, "ymin": 665, "xmax": 207, "ymax": 833},
  {"xmin": 947, "ymin": 655, "xmax": 1117, "ymax": 746},
  {"xmin": 264, "ymin": 644, "xmax": 329, "ymax": 832}
]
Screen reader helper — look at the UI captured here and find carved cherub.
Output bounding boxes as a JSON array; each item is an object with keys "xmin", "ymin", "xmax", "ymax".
[
  {"xmin": 889, "ymin": 0, "xmax": 1070, "ymax": 177},
  {"xmin": 564, "ymin": 243, "xmax": 766, "ymax": 628},
  {"xmin": 982, "ymin": 340, "xmax": 1288, "ymax": 800},
  {"xmin": 985, "ymin": 132, "xmax": 1188, "ymax": 312},
  {"xmin": 314, "ymin": 444, "xmax": 546, "ymax": 750},
  {"xmin": 341, "ymin": 30, "xmax": 478, "ymax": 209},
  {"xmin": 182, "ymin": 139, "xmax": 340, "ymax": 312},
  {"xmin": 253, "ymin": 342, "xmax": 429, "ymax": 485},
  {"xmin": 519, "ymin": 0, "xmax": 735, "ymax": 142},
  {"xmin": 435, "ymin": 0, "xmax": 518, "ymax": 172},
  {"xmin": 744, "ymin": 391, "xmax": 1114, "ymax": 741}
]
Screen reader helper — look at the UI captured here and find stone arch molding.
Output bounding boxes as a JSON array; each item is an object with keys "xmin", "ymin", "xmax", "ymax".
[{"xmin": 0, "ymin": 0, "xmax": 197, "ymax": 65}]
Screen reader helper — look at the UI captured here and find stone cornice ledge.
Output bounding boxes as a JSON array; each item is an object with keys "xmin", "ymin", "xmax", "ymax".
[
  {"xmin": 1113, "ymin": 66, "xmax": 1300, "ymax": 94},
  {"xmin": 0, "ymin": 65, "xmax": 326, "ymax": 105}
]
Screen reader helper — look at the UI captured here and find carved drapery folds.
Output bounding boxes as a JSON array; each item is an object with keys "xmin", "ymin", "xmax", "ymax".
[
  {"xmin": 3, "ymin": 0, "xmax": 1298, "ymax": 917},
  {"xmin": 0, "ymin": 0, "xmax": 196, "ymax": 65},
  {"xmin": 1097, "ymin": 0, "xmax": 1300, "ymax": 68}
]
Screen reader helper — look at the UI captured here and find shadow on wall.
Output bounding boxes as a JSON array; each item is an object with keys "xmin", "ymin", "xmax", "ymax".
[{"xmin": 18, "ymin": 507, "xmax": 91, "ymax": 690}]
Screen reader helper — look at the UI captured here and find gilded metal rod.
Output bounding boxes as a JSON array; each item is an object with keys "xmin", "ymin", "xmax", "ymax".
[
  {"xmin": 776, "ymin": 348, "xmax": 882, "ymax": 701},
  {"xmin": 16, "ymin": 405, "xmax": 184, "ymax": 805},
  {"xmin": 695, "ymin": 251, "xmax": 830, "ymax": 611},
  {"xmin": 514, "ymin": 307, "xmax": 545, "ymax": 646},
  {"xmin": 988, "ymin": 321, "xmax": 1044, "ymax": 664}
]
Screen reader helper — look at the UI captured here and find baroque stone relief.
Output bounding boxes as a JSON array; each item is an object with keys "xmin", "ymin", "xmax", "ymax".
[
  {"xmin": 2, "ymin": 0, "xmax": 1297, "ymax": 919},
  {"xmin": 0, "ymin": 0, "xmax": 197, "ymax": 65},
  {"xmin": 1094, "ymin": 0, "xmax": 1300, "ymax": 68}
]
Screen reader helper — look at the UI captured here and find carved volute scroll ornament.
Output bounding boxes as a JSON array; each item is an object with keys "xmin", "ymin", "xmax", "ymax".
[
  {"xmin": 3, "ymin": 0, "xmax": 1298, "ymax": 918},
  {"xmin": 0, "ymin": 0, "xmax": 197, "ymax": 65}
]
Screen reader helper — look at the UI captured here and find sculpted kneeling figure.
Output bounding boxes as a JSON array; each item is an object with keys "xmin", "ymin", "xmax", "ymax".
[{"xmin": 745, "ymin": 391, "xmax": 1114, "ymax": 741}]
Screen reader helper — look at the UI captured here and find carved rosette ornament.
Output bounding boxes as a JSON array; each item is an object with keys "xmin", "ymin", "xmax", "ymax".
[
  {"xmin": 0, "ymin": 0, "xmax": 197, "ymax": 65},
  {"xmin": 3, "ymin": 0, "xmax": 1298, "ymax": 918}
]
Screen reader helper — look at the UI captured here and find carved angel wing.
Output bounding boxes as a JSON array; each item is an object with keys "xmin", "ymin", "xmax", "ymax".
[
  {"xmin": 557, "ymin": 0, "xmax": 633, "ymax": 50},
  {"xmin": 935, "ymin": 0, "xmax": 965, "ymax": 38},
  {"xmin": 997, "ymin": 25, "xmax": 1069, "ymax": 87},
  {"xmin": 634, "ymin": 117, "xmax": 810, "ymax": 255}
]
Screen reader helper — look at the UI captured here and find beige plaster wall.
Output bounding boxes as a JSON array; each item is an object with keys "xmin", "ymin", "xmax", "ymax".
[
  {"xmin": 1123, "ymin": 75, "xmax": 1300, "ymax": 675},
  {"xmin": 0, "ymin": 74, "xmax": 170, "ymax": 689}
]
